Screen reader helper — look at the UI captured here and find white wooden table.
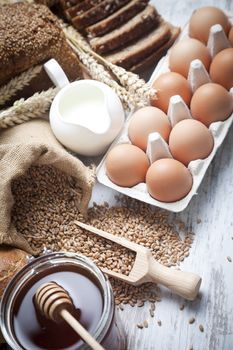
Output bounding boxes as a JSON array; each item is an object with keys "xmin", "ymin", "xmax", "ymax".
[{"xmin": 90, "ymin": 1, "xmax": 233, "ymax": 349}]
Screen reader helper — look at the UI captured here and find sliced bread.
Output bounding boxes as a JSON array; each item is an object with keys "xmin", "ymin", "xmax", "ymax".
[
  {"xmin": 130, "ymin": 25, "xmax": 180, "ymax": 72},
  {"xmin": 104, "ymin": 20, "xmax": 171, "ymax": 69},
  {"xmin": 65, "ymin": 0, "xmax": 103, "ymax": 19},
  {"xmin": 90, "ymin": 5, "xmax": 160, "ymax": 54},
  {"xmin": 71, "ymin": 0, "xmax": 131, "ymax": 29},
  {"xmin": 86, "ymin": 0, "xmax": 149, "ymax": 37},
  {"xmin": 59, "ymin": 0, "xmax": 84, "ymax": 10}
]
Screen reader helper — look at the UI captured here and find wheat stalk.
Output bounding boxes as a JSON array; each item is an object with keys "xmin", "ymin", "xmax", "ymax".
[
  {"xmin": 103, "ymin": 61, "xmax": 157, "ymax": 107},
  {"xmin": 67, "ymin": 38, "xmax": 133, "ymax": 110},
  {"xmin": 63, "ymin": 25, "xmax": 156, "ymax": 107},
  {"xmin": 0, "ymin": 0, "xmax": 16, "ymax": 4},
  {"xmin": 0, "ymin": 87, "xmax": 59, "ymax": 129},
  {"xmin": 0, "ymin": 65, "xmax": 42, "ymax": 106}
]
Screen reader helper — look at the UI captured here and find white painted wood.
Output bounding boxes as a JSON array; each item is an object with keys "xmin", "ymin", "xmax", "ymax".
[{"xmin": 89, "ymin": 1, "xmax": 233, "ymax": 349}]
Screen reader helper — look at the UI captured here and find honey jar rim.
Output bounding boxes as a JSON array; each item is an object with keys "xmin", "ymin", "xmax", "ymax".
[{"xmin": 0, "ymin": 251, "xmax": 114, "ymax": 350}]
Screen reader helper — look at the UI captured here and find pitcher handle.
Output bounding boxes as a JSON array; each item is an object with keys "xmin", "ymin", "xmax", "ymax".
[{"xmin": 44, "ymin": 58, "xmax": 70, "ymax": 89}]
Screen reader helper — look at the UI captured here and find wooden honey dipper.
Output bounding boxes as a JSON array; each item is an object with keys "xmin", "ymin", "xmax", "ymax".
[{"xmin": 35, "ymin": 282, "xmax": 105, "ymax": 350}]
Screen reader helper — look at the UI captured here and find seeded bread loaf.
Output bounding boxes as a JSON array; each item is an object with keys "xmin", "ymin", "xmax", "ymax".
[
  {"xmin": 90, "ymin": 5, "xmax": 159, "ymax": 54},
  {"xmin": 104, "ymin": 20, "xmax": 171, "ymax": 69},
  {"xmin": 86, "ymin": 0, "xmax": 149, "ymax": 37},
  {"xmin": 0, "ymin": 2, "xmax": 81, "ymax": 87},
  {"xmin": 71, "ymin": 0, "xmax": 131, "ymax": 29}
]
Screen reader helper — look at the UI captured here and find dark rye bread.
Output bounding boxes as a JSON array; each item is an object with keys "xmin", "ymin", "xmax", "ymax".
[
  {"xmin": 71, "ymin": 0, "xmax": 131, "ymax": 29},
  {"xmin": 59, "ymin": 0, "xmax": 84, "ymax": 10},
  {"xmin": 65, "ymin": 0, "xmax": 103, "ymax": 19},
  {"xmin": 90, "ymin": 5, "xmax": 159, "ymax": 54},
  {"xmin": 86, "ymin": 0, "xmax": 149, "ymax": 37},
  {"xmin": 104, "ymin": 20, "xmax": 171, "ymax": 69},
  {"xmin": 35, "ymin": 0, "xmax": 59, "ymax": 7},
  {"xmin": 0, "ymin": 3, "xmax": 81, "ymax": 86},
  {"xmin": 130, "ymin": 25, "xmax": 180, "ymax": 72}
]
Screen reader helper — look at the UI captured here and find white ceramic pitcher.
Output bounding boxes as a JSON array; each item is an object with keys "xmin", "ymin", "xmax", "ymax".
[{"xmin": 44, "ymin": 59, "xmax": 125, "ymax": 156}]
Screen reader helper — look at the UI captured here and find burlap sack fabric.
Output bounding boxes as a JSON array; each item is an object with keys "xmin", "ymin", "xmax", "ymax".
[{"xmin": 0, "ymin": 119, "xmax": 95, "ymax": 254}]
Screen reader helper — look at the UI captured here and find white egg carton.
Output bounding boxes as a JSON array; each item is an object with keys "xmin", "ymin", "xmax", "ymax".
[{"xmin": 97, "ymin": 14, "xmax": 233, "ymax": 212}]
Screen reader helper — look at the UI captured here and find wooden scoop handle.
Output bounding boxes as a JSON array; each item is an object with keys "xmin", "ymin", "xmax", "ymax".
[
  {"xmin": 35, "ymin": 282, "xmax": 105, "ymax": 350},
  {"xmin": 60, "ymin": 309, "xmax": 105, "ymax": 350},
  {"xmin": 148, "ymin": 257, "xmax": 201, "ymax": 300}
]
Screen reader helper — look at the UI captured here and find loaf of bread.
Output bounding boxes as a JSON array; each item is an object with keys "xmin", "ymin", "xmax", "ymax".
[
  {"xmin": 0, "ymin": 2, "xmax": 81, "ymax": 87},
  {"xmin": 0, "ymin": 247, "xmax": 28, "ymax": 298},
  {"xmin": 53, "ymin": 0, "xmax": 180, "ymax": 74}
]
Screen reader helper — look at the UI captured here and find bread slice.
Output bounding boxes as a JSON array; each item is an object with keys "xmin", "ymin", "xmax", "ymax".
[
  {"xmin": 59, "ymin": 0, "xmax": 85, "ymax": 10},
  {"xmin": 71, "ymin": 0, "xmax": 131, "ymax": 29},
  {"xmin": 86, "ymin": 0, "xmax": 150, "ymax": 37},
  {"xmin": 130, "ymin": 25, "xmax": 180, "ymax": 72},
  {"xmin": 104, "ymin": 20, "xmax": 171, "ymax": 69},
  {"xmin": 65, "ymin": 0, "xmax": 103, "ymax": 19},
  {"xmin": 90, "ymin": 5, "xmax": 160, "ymax": 54}
]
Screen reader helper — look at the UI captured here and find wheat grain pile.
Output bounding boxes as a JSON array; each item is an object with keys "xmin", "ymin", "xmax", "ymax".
[{"xmin": 11, "ymin": 165, "xmax": 193, "ymax": 309}]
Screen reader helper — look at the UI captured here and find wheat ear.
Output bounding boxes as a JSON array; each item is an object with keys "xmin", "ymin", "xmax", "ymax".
[
  {"xmin": 67, "ymin": 38, "xmax": 133, "ymax": 110},
  {"xmin": 0, "ymin": 87, "xmax": 58, "ymax": 129},
  {"xmin": 0, "ymin": 65, "xmax": 42, "ymax": 106},
  {"xmin": 63, "ymin": 25, "xmax": 156, "ymax": 107}
]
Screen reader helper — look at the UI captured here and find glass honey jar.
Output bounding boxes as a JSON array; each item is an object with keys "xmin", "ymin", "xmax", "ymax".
[{"xmin": 0, "ymin": 252, "xmax": 127, "ymax": 350}]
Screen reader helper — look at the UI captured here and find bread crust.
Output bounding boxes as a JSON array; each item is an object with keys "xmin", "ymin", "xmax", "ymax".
[
  {"xmin": 71, "ymin": 0, "xmax": 131, "ymax": 29},
  {"xmin": 104, "ymin": 20, "xmax": 171, "ymax": 69},
  {"xmin": 65, "ymin": 0, "xmax": 103, "ymax": 19},
  {"xmin": 0, "ymin": 3, "xmax": 81, "ymax": 86},
  {"xmin": 0, "ymin": 247, "xmax": 28, "ymax": 298},
  {"xmin": 90, "ymin": 5, "xmax": 160, "ymax": 54},
  {"xmin": 131, "ymin": 25, "xmax": 180, "ymax": 72},
  {"xmin": 86, "ymin": 0, "xmax": 149, "ymax": 37}
]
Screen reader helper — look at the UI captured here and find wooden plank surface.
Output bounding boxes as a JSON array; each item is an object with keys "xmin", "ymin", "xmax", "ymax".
[{"xmin": 91, "ymin": 1, "xmax": 233, "ymax": 349}]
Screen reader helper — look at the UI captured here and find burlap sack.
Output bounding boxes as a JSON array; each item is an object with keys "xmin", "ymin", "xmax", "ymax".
[{"xmin": 0, "ymin": 119, "xmax": 95, "ymax": 254}]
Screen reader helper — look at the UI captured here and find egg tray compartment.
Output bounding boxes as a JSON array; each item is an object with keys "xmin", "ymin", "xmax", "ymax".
[{"xmin": 97, "ymin": 13, "xmax": 233, "ymax": 213}]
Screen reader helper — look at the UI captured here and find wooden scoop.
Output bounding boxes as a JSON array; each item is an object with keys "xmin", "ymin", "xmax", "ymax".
[
  {"xmin": 75, "ymin": 221, "xmax": 202, "ymax": 301},
  {"xmin": 35, "ymin": 282, "xmax": 104, "ymax": 350}
]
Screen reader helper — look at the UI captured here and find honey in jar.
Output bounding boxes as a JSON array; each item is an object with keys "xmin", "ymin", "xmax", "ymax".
[{"xmin": 1, "ymin": 252, "xmax": 127, "ymax": 350}]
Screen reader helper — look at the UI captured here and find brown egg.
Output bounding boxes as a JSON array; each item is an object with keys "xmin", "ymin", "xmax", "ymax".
[
  {"xmin": 229, "ymin": 26, "xmax": 233, "ymax": 45},
  {"xmin": 146, "ymin": 158, "xmax": 193, "ymax": 202},
  {"xmin": 128, "ymin": 106, "xmax": 171, "ymax": 151},
  {"xmin": 209, "ymin": 48, "xmax": 233, "ymax": 90},
  {"xmin": 189, "ymin": 6, "xmax": 231, "ymax": 44},
  {"xmin": 169, "ymin": 38, "xmax": 211, "ymax": 77},
  {"xmin": 106, "ymin": 144, "xmax": 149, "ymax": 187},
  {"xmin": 151, "ymin": 72, "xmax": 192, "ymax": 112},
  {"xmin": 190, "ymin": 83, "xmax": 233, "ymax": 126},
  {"xmin": 169, "ymin": 119, "xmax": 214, "ymax": 166}
]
